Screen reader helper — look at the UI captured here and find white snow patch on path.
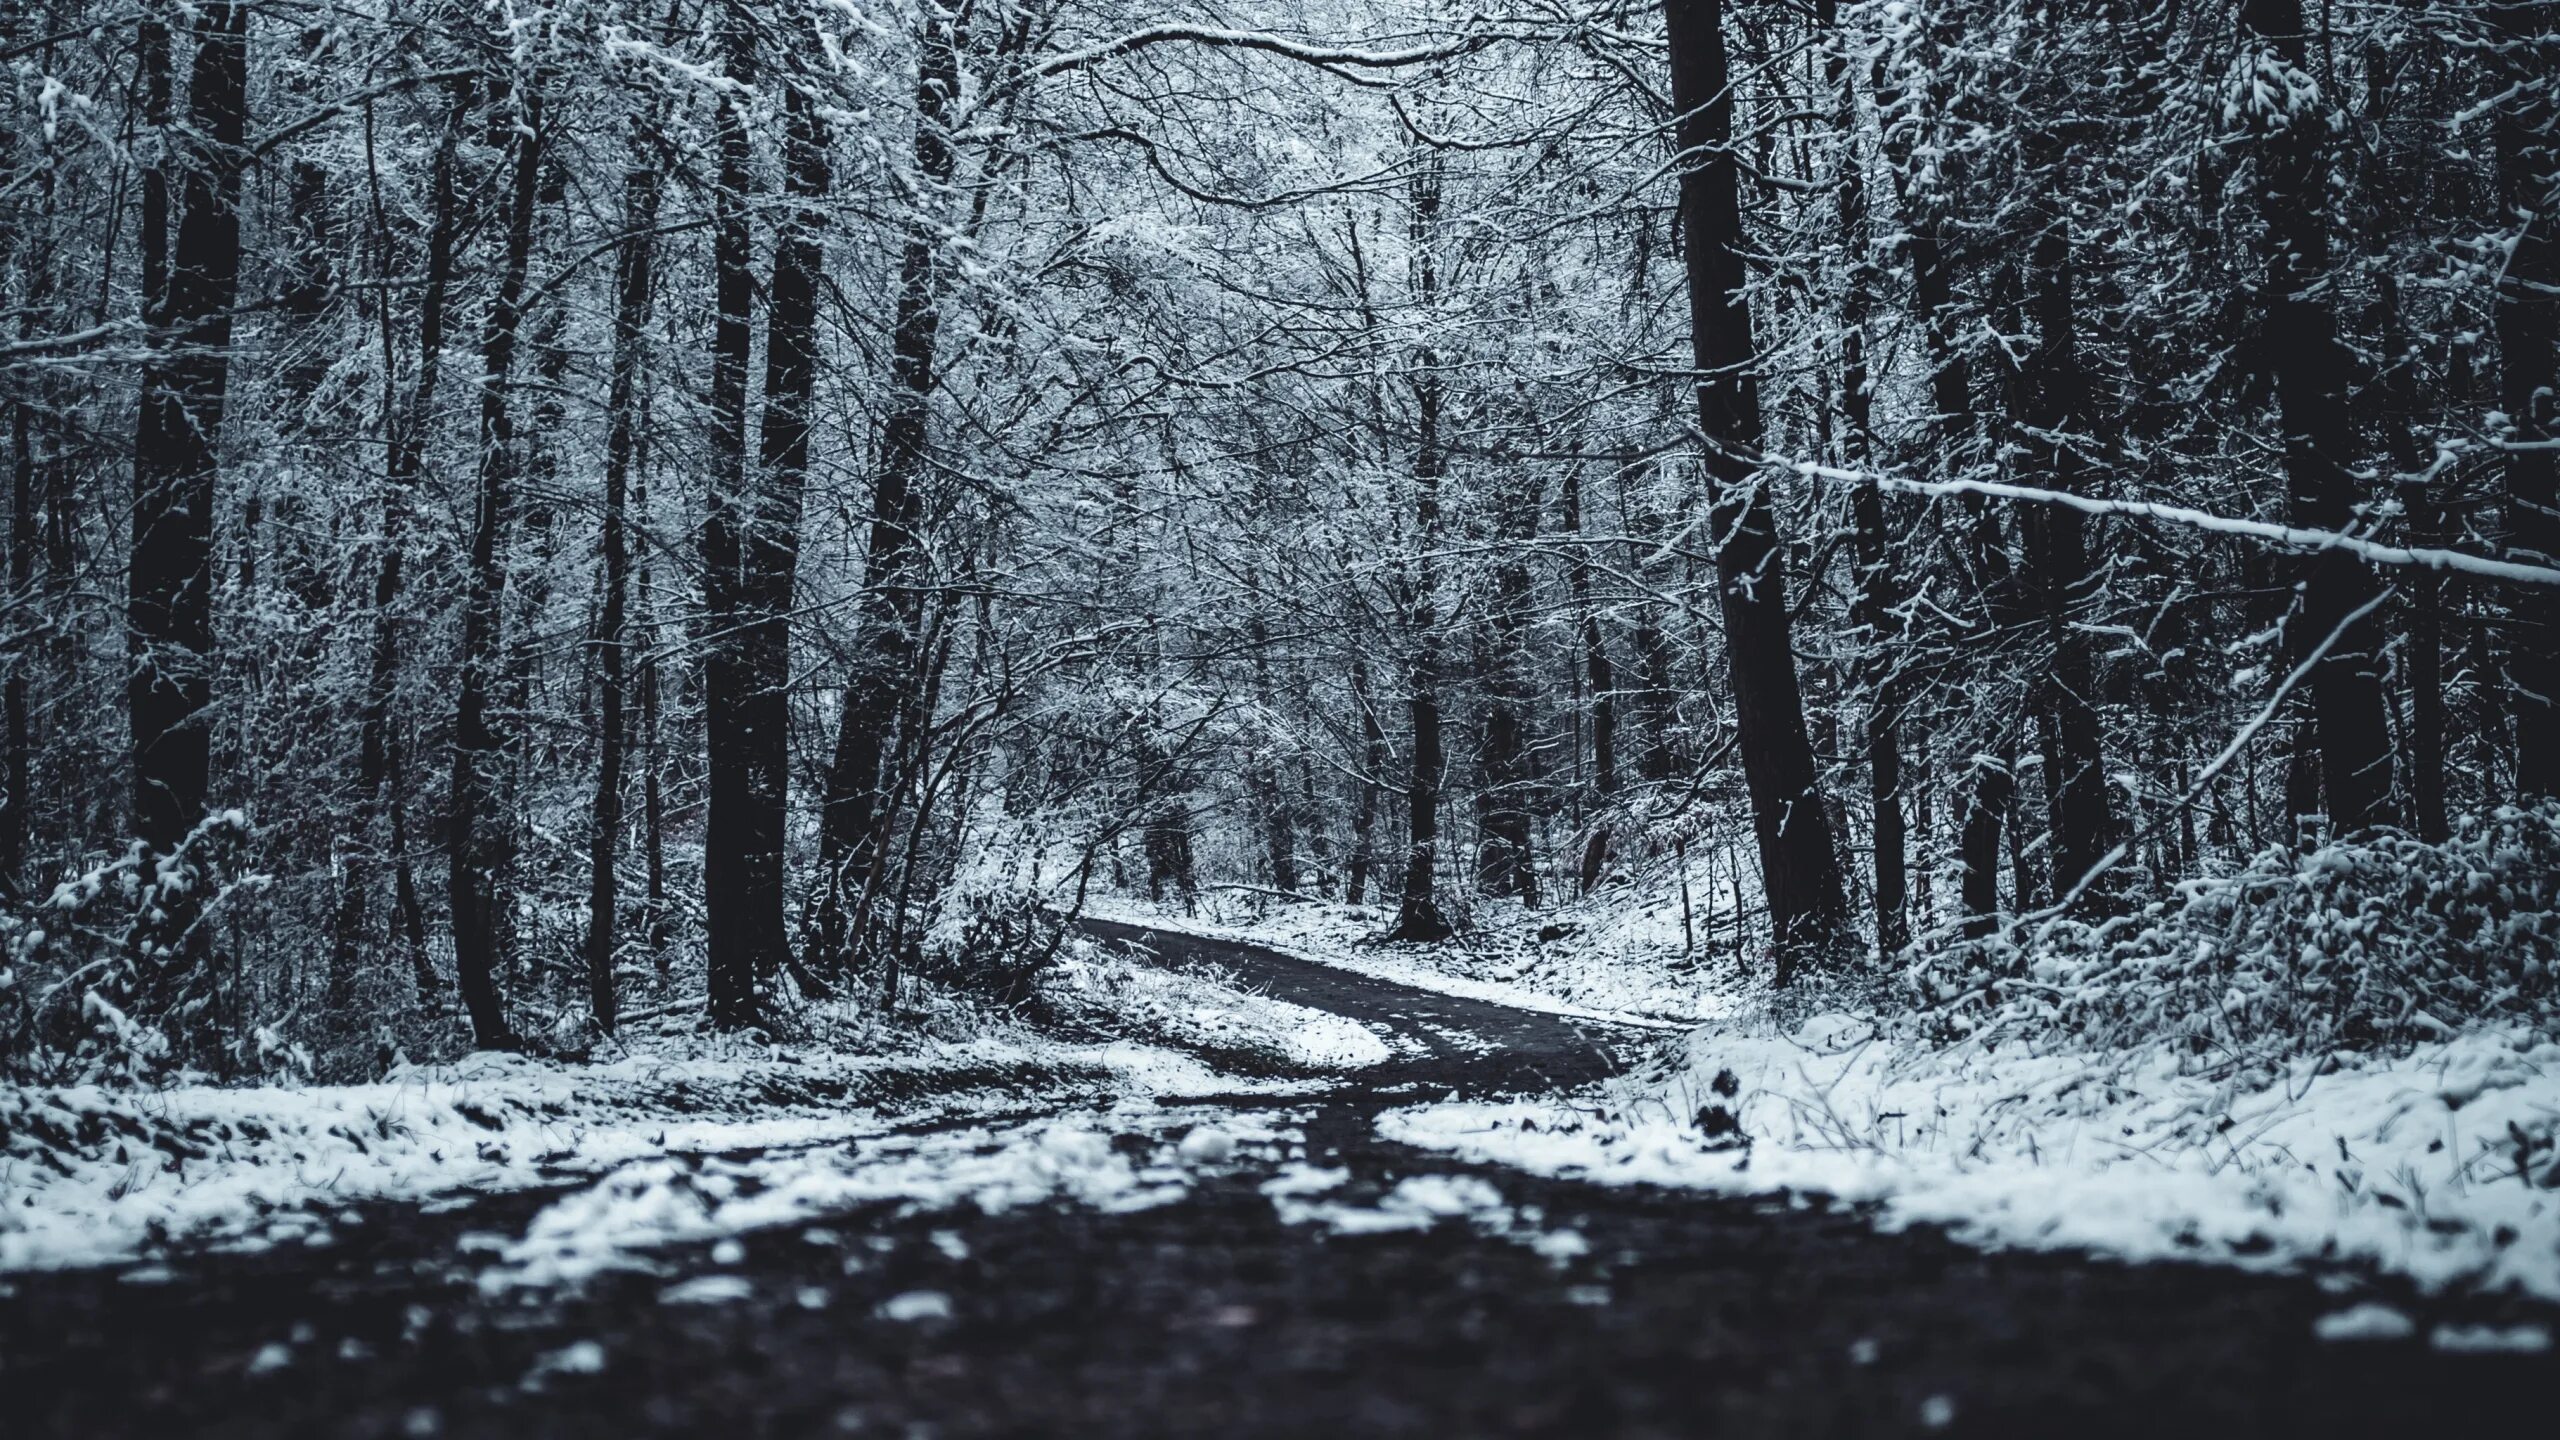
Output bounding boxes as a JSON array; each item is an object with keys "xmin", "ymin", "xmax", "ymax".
[
  {"xmin": 1380, "ymin": 1026, "xmax": 2560, "ymax": 1300},
  {"xmin": 0, "ymin": 1033, "xmax": 1273, "ymax": 1274},
  {"xmin": 1077, "ymin": 898, "xmax": 1685, "ymax": 1033}
]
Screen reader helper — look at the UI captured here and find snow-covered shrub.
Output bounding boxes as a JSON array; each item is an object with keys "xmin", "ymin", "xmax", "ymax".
[
  {"xmin": 1908, "ymin": 804, "xmax": 2560, "ymax": 1068},
  {"xmin": 0, "ymin": 811, "xmax": 270, "ymax": 1084},
  {"xmin": 923, "ymin": 890, "xmax": 1070, "ymax": 1010}
]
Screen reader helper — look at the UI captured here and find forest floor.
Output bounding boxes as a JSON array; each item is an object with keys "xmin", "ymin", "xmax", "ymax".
[{"xmin": 3, "ymin": 918, "xmax": 2556, "ymax": 1436}]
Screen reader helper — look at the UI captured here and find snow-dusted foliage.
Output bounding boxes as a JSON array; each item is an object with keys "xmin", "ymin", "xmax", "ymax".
[
  {"xmin": 0, "ymin": 812, "xmax": 267, "ymax": 1085},
  {"xmin": 1911, "ymin": 807, "xmax": 2560, "ymax": 1067}
]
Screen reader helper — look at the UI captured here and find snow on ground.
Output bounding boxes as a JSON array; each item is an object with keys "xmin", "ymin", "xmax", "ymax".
[
  {"xmin": 1078, "ymin": 894, "xmax": 1692, "ymax": 1031},
  {"xmin": 0, "ymin": 1025, "xmax": 1273, "ymax": 1275},
  {"xmin": 1040, "ymin": 940, "xmax": 1398, "ymax": 1070},
  {"xmin": 485, "ymin": 1104, "xmax": 1305, "ymax": 1291},
  {"xmin": 1381, "ymin": 1018, "xmax": 2560, "ymax": 1302}
]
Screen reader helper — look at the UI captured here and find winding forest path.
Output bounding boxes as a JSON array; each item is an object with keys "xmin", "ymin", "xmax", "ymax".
[{"xmin": 4, "ymin": 921, "xmax": 2553, "ymax": 1437}]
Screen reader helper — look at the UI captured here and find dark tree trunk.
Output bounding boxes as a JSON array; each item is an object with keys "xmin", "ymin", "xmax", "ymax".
[
  {"xmin": 638, "ymin": 458, "xmax": 671, "ymax": 966},
  {"xmin": 2243, "ymin": 0, "xmax": 2397, "ymax": 831},
  {"xmin": 446, "ymin": 70, "xmax": 544, "ymax": 1052},
  {"xmin": 818, "ymin": 2, "xmax": 953, "ymax": 973},
  {"xmin": 129, "ymin": 3, "xmax": 244, "ymax": 858},
  {"xmin": 3, "ymin": 138, "xmax": 45, "ymax": 897},
  {"xmin": 1245, "ymin": 604, "xmax": 1298, "ymax": 893},
  {"xmin": 343, "ymin": 75, "xmax": 466, "ymax": 1005},
  {"xmin": 1346, "ymin": 657, "xmax": 1386, "ymax": 905},
  {"xmin": 2491, "ymin": 2, "xmax": 2560, "ymax": 798},
  {"xmin": 699, "ymin": 12, "xmax": 764, "ymax": 1028},
  {"xmin": 1295, "ymin": 754, "xmax": 1336, "ymax": 896},
  {"xmin": 583, "ymin": 137, "xmax": 662, "ymax": 1038},
  {"xmin": 1391, "ymin": 160, "xmax": 1454, "ymax": 945},
  {"xmin": 1876, "ymin": 35, "xmax": 2013, "ymax": 935},
  {"xmin": 1957, "ymin": 755, "xmax": 2012, "ymax": 936},
  {"xmin": 1561, "ymin": 468, "xmax": 1618, "ymax": 799},
  {"xmin": 1473, "ymin": 472, "xmax": 1539, "ymax": 907},
  {"xmin": 1827, "ymin": 0, "xmax": 1904, "ymax": 952},
  {"xmin": 2377, "ymin": 274, "xmax": 2448, "ymax": 841},
  {"xmin": 1662, "ymin": 0, "xmax": 1848, "ymax": 977},
  {"xmin": 706, "ymin": 56, "xmax": 830, "ymax": 1023},
  {"xmin": 1561, "ymin": 466, "xmax": 1616, "ymax": 895},
  {"xmin": 2014, "ymin": 137, "xmax": 2121, "ymax": 908},
  {"xmin": 4, "ymin": 388, "xmax": 28, "ymax": 896}
]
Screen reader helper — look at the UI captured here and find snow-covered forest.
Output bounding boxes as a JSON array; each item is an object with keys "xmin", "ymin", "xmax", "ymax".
[{"xmin": 3, "ymin": 0, "xmax": 2559, "ymax": 1431}]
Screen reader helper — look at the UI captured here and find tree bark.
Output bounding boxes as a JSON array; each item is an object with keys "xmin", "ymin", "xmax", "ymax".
[
  {"xmin": 1346, "ymin": 657, "xmax": 1386, "ymax": 905},
  {"xmin": 446, "ymin": 68, "xmax": 544, "ymax": 1051},
  {"xmin": 1827, "ymin": 0, "xmax": 1905, "ymax": 952},
  {"xmin": 1561, "ymin": 465, "xmax": 1616, "ymax": 895},
  {"xmin": 343, "ymin": 75, "xmax": 466, "ymax": 1004},
  {"xmin": 128, "ymin": 2, "xmax": 244, "ymax": 857},
  {"xmin": 699, "ymin": 9, "xmax": 765, "ymax": 1028},
  {"xmin": 1662, "ymin": 0, "xmax": 1848, "ymax": 977},
  {"xmin": 2014, "ymin": 128, "xmax": 2121, "ymax": 908},
  {"xmin": 1391, "ymin": 158, "xmax": 1454, "ymax": 944},
  {"xmin": 583, "ymin": 129, "xmax": 662, "ymax": 1037},
  {"xmin": 2242, "ymin": 0, "xmax": 2397, "ymax": 831},
  {"xmin": 2377, "ymin": 274, "xmax": 2447, "ymax": 841},
  {"xmin": 2490, "ymin": 2, "xmax": 2560, "ymax": 799},
  {"xmin": 817, "ymin": 1, "xmax": 954, "ymax": 973},
  {"xmin": 1473, "ymin": 467, "xmax": 1540, "ymax": 907}
]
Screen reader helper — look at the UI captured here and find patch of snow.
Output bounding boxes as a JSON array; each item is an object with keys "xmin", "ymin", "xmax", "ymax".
[
  {"xmin": 0, "ymin": 1026, "xmax": 1279, "ymax": 1274},
  {"xmin": 2429, "ymin": 1322, "xmax": 2550, "ymax": 1353},
  {"xmin": 1043, "ymin": 945, "xmax": 1393, "ymax": 1070},
  {"xmin": 659, "ymin": 1275, "xmax": 754, "ymax": 1305},
  {"xmin": 481, "ymin": 1106, "xmax": 1299, "ymax": 1290},
  {"xmin": 879, "ymin": 1289, "xmax": 952, "ymax": 1322},
  {"xmin": 523, "ymin": 1339, "xmax": 608, "ymax": 1387},
  {"xmin": 2314, "ymin": 1303, "xmax": 2415, "ymax": 1342},
  {"xmin": 1177, "ymin": 1125, "xmax": 1235, "ymax": 1162},
  {"xmin": 1382, "ymin": 1025, "xmax": 2560, "ymax": 1301},
  {"xmin": 1077, "ymin": 897, "xmax": 1686, "ymax": 1032}
]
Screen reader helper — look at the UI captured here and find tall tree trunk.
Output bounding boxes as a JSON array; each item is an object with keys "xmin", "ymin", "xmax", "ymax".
[
  {"xmin": 638, "ymin": 457, "xmax": 671, "ymax": 968},
  {"xmin": 2015, "ymin": 126, "xmax": 2121, "ymax": 908},
  {"xmin": 1391, "ymin": 159, "xmax": 1454, "ymax": 944},
  {"xmin": 1244, "ymin": 598, "xmax": 1298, "ymax": 892},
  {"xmin": 818, "ymin": 1, "xmax": 954, "ymax": 972},
  {"xmin": 129, "ymin": 3, "xmax": 244, "ymax": 858},
  {"xmin": 1473, "ymin": 469, "xmax": 1539, "ymax": 907},
  {"xmin": 447, "ymin": 69, "xmax": 544, "ymax": 1051},
  {"xmin": 2243, "ymin": 0, "xmax": 2397, "ymax": 831},
  {"xmin": 2, "ymin": 128, "xmax": 50, "ymax": 898},
  {"xmin": 583, "ymin": 134, "xmax": 662, "ymax": 1037},
  {"xmin": 1875, "ymin": 32, "xmax": 2013, "ymax": 935},
  {"xmin": 751, "ymin": 76, "xmax": 830, "ymax": 980},
  {"xmin": 1662, "ymin": 0, "xmax": 1848, "ymax": 977},
  {"xmin": 2377, "ymin": 274, "xmax": 2447, "ymax": 841},
  {"xmin": 2491, "ymin": 2, "xmax": 2560, "ymax": 798},
  {"xmin": 1346, "ymin": 657, "xmax": 1386, "ymax": 905},
  {"xmin": 1561, "ymin": 465, "xmax": 1616, "ymax": 895},
  {"xmin": 343, "ymin": 76, "xmax": 466, "ymax": 1004},
  {"xmin": 4, "ymin": 383, "xmax": 29, "ymax": 897},
  {"xmin": 699, "ymin": 10, "xmax": 765, "ymax": 1027},
  {"xmin": 1828, "ymin": 0, "xmax": 1905, "ymax": 952}
]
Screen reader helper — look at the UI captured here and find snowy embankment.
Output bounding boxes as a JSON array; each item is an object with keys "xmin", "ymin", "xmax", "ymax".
[
  {"xmin": 1075, "ymin": 895, "xmax": 1689, "ymax": 1032},
  {"xmin": 0, "ymin": 1030, "xmax": 1246, "ymax": 1274},
  {"xmin": 1040, "ymin": 938, "xmax": 1397, "ymax": 1070},
  {"xmin": 1384, "ymin": 1019, "xmax": 2560, "ymax": 1310}
]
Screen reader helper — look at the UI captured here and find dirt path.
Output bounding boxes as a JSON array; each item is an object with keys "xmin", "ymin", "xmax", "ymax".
[
  {"xmin": 3, "ymin": 923, "xmax": 2552, "ymax": 1437},
  {"xmin": 1075, "ymin": 916, "xmax": 1651, "ymax": 1096}
]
